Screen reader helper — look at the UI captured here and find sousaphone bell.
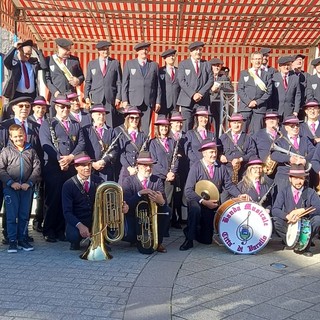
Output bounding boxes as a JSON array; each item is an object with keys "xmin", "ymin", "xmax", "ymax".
[{"xmin": 195, "ymin": 180, "xmax": 220, "ymax": 201}]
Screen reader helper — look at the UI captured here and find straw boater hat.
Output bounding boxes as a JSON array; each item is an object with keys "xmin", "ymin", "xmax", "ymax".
[
  {"xmin": 154, "ymin": 114, "xmax": 170, "ymax": 125},
  {"xmin": 287, "ymin": 164, "xmax": 308, "ymax": 177},
  {"xmin": 73, "ymin": 152, "xmax": 92, "ymax": 165},
  {"xmin": 198, "ymin": 139, "xmax": 217, "ymax": 152},
  {"xmin": 136, "ymin": 151, "xmax": 156, "ymax": 165}
]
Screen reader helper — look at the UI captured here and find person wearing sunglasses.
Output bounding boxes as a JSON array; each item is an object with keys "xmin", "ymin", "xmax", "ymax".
[
  {"xmin": 1, "ymin": 96, "xmax": 43, "ymax": 245},
  {"xmin": 39, "ymin": 94, "xmax": 85, "ymax": 243},
  {"xmin": 271, "ymin": 115, "xmax": 315, "ymax": 190},
  {"xmin": 115, "ymin": 106, "xmax": 147, "ymax": 186}
]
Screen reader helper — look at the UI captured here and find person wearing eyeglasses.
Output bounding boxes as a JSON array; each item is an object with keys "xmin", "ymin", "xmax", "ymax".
[
  {"xmin": 3, "ymin": 40, "xmax": 47, "ymax": 119},
  {"xmin": 66, "ymin": 92, "xmax": 91, "ymax": 128},
  {"xmin": 115, "ymin": 106, "xmax": 147, "ymax": 185},
  {"xmin": 1, "ymin": 96, "xmax": 43, "ymax": 245},
  {"xmin": 271, "ymin": 115, "xmax": 315, "ymax": 190},
  {"xmin": 39, "ymin": 94, "xmax": 85, "ymax": 243}
]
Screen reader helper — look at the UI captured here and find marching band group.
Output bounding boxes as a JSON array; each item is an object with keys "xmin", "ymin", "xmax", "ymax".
[{"xmin": 1, "ymin": 37, "xmax": 320, "ymax": 258}]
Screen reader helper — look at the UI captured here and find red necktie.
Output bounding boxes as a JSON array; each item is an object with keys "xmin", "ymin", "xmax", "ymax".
[
  {"xmin": 171, "ymin": 67, "xmax": 175, "ymax": 81},
  {"xmin": 130, "ymin": 131, "xmax": 137, "ymax": 143},
  {"xmin": 96, "ymin": 127, "xmax": 103, "ymax": 139},
  {"xmin": 310, "ymin": 123, "xmax": 316, "ymax": 135},
  {"xmin": 101, "ymin": 59, "xmax": 107, "ymax": 76},
  {"xmin": 21, "ymin": 121, "xmax": 27, "ymax": 141},
  {"xmin": 62, "ymin": 58, "xmax": 67, "ymax": 65},
  {"xmin": 21, "ymin": 61, "xmax": 30, "ymax": 89},
  {"xmin": 84, "ymin": 180, "xmax": 89, "ymax": 193},
  {"xmin": 255, "ymin": 180, "xmax": 261, "ymax": 195},
  {"xmin": 283, "ymin": 75, "xmax": 288, "ymax": 90},
  {"xmin": 255, "ymin": 69, "xmax": 259, "ymax": 77},
  {"xmin": 195, "ymin": 61, "xmax": 199, "ymax": 75},
  {"xmin": 293, "ymin": 189, "xmax": 300, "ymax": 204},
  {"xmin": 62, "ymin": 120, "xmax": 69, "ymax": 132},
  {"xmin": 292, "ymin": 136, "xmax": 299, "ymax": 149},
  {"xmin": 208, "ymin": 165, "xmax": 214, "ymax": 179}
]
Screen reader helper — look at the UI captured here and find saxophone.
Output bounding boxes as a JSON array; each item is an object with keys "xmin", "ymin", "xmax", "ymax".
[
  {"xmin": 263, "ymin": 144, "xmax": 278, "ymax": 176},
  {"xmin": 80, "ymin": 182, "xmax": 124, "ymax": 261},
  {"xmin": 231, "ymin": 161, "xmax": 241, "ymax": 184},
  {"xmin": 135, "ymin": 197, "xmax": 158, "ymax": 254}
]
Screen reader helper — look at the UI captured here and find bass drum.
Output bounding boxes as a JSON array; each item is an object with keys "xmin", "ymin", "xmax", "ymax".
[
  {"xmin": 217, "ymin": 200, "xmax": 272, "ymax": 254},
  {"xmin": 286, "ymin": 218, "xmax": 311, "ymax": 252},
  {"xmin": 214, "ymin": 198, "xmax": 243, "ymax": 233}
]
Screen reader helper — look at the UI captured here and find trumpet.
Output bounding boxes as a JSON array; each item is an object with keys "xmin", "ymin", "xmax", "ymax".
[
  {"xmin": 80, "ymin": 182, "xmax": 124, "ymax": 261},
  {"xmin": 135, "ymin": 197, "xmax": 158, "ymax": 254}
]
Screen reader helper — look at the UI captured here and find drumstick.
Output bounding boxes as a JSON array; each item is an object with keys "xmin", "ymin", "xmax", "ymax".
[{"xmin": 298, "ymin": 207, "xmax": 316, "ymax": 218}]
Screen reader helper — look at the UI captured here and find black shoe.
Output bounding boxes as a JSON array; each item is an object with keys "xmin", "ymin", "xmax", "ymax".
[
  {"xmin": 70, "ymin": 242, "xmax": 80, "ymax": 250},
  {"xmin": 57, "ymin": 232, "xmax": 67, "ymax": 242},
  {"xmin": 32, "ymin": 221, "xmax": 43, "ymax": 233},
  {"xmin": 7, "ymin": 241, "xmax": 17, "ymax": 253},
  {"xmin": 171, "ymin": 222, "xmax": 182, "ymax": 229},
  {"xmin": 294, "ymin": 249, "xmax": 313, "ymax": 257},
  {"xmin": 44, "ymin": 235, "xmax": 57, "ymax": 243},
  {"xmin": 2, "ymin": 237, "xmax": 9, "ymax": 245},
  {"xmin": 311, "ymin": 241, "xmax": 315, "ymax": 247},
  {"xmin": 27, "ymin": 236, "xmax": 34, "ymax": 243},
  {"xmin": 179, "ymin": 239, "xmax": 193, "ymax": 251},
  {"xmin": 17, "ymin": 240, "xmax": 34, "ymax": 251}
]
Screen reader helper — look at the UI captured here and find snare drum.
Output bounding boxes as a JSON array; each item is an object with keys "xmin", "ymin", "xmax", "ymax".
[
  {"xmin": 286, "ymin": 218, "xmax": 311, "ymax": 252},
  {"xmin": 217, "ymin": 200, "xmax": 272, "ymax": 254}
]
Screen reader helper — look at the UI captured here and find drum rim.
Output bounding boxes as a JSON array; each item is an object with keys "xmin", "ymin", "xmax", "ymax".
[{"xmin": 286, "ymin": 219, "xmax": 301, "ymax": 249}]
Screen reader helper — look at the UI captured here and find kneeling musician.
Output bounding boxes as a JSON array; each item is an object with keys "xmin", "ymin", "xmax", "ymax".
[
  {"xmin": 272, "ymin": 164, "xmax": 320, "ymax": 257},
  {"xmin": 180, "ymin": 140, "xmax": 250, "ymax": 251},
  {"xmin": 122, "ymin": 151, "xmax": 170, "ymax": 254}
]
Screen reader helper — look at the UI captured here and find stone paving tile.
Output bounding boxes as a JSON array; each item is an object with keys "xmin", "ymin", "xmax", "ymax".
[
  {"xmin": 266, "ymin": 297, "xmax": 313, "ymax": 313},
  {"xmin": 221, "ymin": 312, "xmax": 270, "ymax": 320},
  {"xmin": 173, "ymin": 305, "xmax": 224, "ymax": 320},
  {"xmin": 245, "ymin": 302, "xmax": 295, "ymax": 319},
  {"xmin": 290, "ymin": 309, "xmax": 320, "ymax": 320}
]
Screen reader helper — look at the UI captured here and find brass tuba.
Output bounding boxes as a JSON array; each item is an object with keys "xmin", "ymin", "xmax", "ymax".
[
  {"xmin": 135, "ymin": 197, "xmax": 158, "ymax": 254},
  {"xmin": 80, "ymin": 182, "xmax": 124, "ymax": 261}
]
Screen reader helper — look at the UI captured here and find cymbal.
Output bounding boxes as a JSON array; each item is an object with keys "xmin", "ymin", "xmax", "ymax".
[{"xmin": 195, "ymin": 180, "xmax": 219, "ymax": 201}]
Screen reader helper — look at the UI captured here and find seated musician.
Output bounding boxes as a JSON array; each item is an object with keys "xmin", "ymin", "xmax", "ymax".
[
  {"xmin": 114, "ymin": 106, "xmax": 147, "ymax": 186},
  {"xmin": 219, "ymin": 113, "xmax": 257, "ymax": 199},
  {"xmin": 185, "ymin": 105, "xmax": 216, "ymax": 167},
  {"xmin": 271, "ymin": 115, "xmax": 315, "ymax": 190},
  {"xmin": 83, "ymin": 104, "xmax": 118, "ymax": 181},
  {"xmin": 62, "ymin": 152, "xmax": 128, "ymax": 251},
  {"xmin": 237, "ymin": 157, "xmax": 273, "ymax": 212},
  {"xmin": 121, "ymin": 151, "xmax": 170, "ymax": 253},
  {"xmin": 299, "ymin": 100, "xmax": 320, "ymax": 145},
  {"xmin": 272, "ymin": 164, "xmax": 320, "ymax": 257},
  {"xmin": 180, "ymin": 139, "xmax": 250, "ymax": 251}
]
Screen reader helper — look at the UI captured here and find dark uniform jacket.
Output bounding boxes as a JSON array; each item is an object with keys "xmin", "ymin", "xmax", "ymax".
[
  {"xmin": 45, "ymin": 55, "xmax": 84, "ymax": 95},
  {"xmin": 3, "ymin": 46, "xmax": 47, "ymax": 100},
  {"xmin": 84, "ymin": 57, "xmax": 122, "ymax": 105},
  {"xmin": 177, "ymin": 59, "xmax": 214, "ymax": 107},
  {"xmin": 306, "ymin": 74, "xmax": 320, "ymax": 103}
]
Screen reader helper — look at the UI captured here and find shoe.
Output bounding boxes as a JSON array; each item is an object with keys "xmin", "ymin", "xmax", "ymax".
[
  {"xmin": 283, "ymin": 246, "xmax": 292, "ymax": 251},
  {"xmin": 294, "ymin": 249, "xmax": 313, "ymax": 257},
  {"xmin": 171, "ymin": 222, "xmax": 182, "ymax": 229},
  {"xmin": 179, "ymin": 239, "xmax": 193, "ymax": 251},
  {"xmin": 7, "ymin": 241, "xmax": 18, "ymax": 253},
  {"xmin": 157, "ymin": 244, "xmax": 167, "ymax": 253},
  {"xmin": 32, "ymin": 221, "xmax": 43, "ymax": 233},
  {"xmin": 27, "ymin": 236, "xmax": 34, "ymax": 243},
  {"xmin": 57, "ymin": 232, "xmax": 67, "ymax": 242},
  {"xmin": 44, "ymin": 235, "xmax": 57, "ymax": 243},
  {"xmin": 2, "ymin": 237, "xmax": 9, "ymax": 245},
  {"xmin": 70, "ymin": 242, "xmax": 80, "ymax": 250},
  {"xmin": 17, "ymin": 240, "xmax": 34, "ymax": 251},
  {"xmin": 311, "ymin": 241, "xmax": 315, "ymax": 247}
]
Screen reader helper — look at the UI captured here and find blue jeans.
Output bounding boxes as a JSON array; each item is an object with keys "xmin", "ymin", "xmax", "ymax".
[{"xmin": 4, "ymin": 187, "xmax": 33, "ymax": 241}]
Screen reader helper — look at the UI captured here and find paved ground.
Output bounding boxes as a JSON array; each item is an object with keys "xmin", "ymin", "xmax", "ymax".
[{"xmin": 0, "ymin": 221, "xmax": 319, "ymax": 320}]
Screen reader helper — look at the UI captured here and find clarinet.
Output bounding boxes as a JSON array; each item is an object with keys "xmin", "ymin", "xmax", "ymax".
[
  {"xmin": 258, "ymin": 182, "xmax": 275, "ymax": 206},
  {"xmin": 169, "ymin": 136, "xmax": 181, "ymax": 172},
  {"xmin": 100, "ymin": 132, "xmax": 122, "ymax": 160},
  {"xmin": 46, "ymin": 117, "xmax": 60, "ymax": 153}
]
